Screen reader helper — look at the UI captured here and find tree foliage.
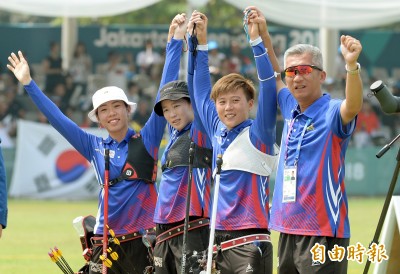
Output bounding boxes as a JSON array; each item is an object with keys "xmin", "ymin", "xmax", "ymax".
[
  {"xmin": 0, "ymin": 0, "xmax": 245, "ymax": 28},
  {"xmin": 70, "ymin": 0, "xmax": 244, "ymax": 28}
]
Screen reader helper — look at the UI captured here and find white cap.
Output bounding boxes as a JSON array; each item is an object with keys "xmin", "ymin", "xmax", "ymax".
[{"xmin": 88, "ymin": 86, "xmax": 137, "ymax": 122}]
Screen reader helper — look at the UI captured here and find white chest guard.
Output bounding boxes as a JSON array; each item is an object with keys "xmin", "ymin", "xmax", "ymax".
[{"xmin": 221, "ymin": 127, "xmax": 280, "ymax": 176}]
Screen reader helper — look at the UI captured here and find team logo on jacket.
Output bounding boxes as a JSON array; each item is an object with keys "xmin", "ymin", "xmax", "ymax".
[
  {"xmin": 123, "ymin": 164, "xmax": 138, "ymax": 179},
  {"xmin": 306, "ymin": 123, "xmax": 315, "ymax": 131}
]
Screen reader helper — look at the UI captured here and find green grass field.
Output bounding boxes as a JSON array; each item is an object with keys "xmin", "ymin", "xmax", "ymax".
[{"xmin": 0, "ymin": 197, "xmax": 387, "ymax": 273}]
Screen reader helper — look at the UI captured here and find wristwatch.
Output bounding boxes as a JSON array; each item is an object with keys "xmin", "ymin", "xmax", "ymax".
[{"xmin": 345, "ymin": 63, "xmax": 361, "ymax": 75}]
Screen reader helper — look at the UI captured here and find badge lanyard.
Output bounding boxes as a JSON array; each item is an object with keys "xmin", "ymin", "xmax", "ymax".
[
  {"xmin": 282, "ymin": 117, "xmax": 311, "ymax": 203},
  {"xmin": 284, "ymin": 117, "xmax": 312, "ymax": 168}
]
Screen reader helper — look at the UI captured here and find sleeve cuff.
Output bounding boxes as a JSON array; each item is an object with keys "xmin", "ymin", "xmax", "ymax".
[
  {"xmin": 197, "ymin": 44, "xmax": 208, "ymax": 51},
  {"xmin": 24, "ymin": 79, "xmax": 34, "ymax": 88},
  {"xmin": 249, "ymin": 36, "xmax": 262, "ymax": 46}
]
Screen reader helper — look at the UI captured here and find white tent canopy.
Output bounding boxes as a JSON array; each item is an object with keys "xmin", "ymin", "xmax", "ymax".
[
  {"xmin": 1, "ymin": 0, "xmax": 399, "ymax": 29},
  {"xmin": 0, "ymin": 0, "xmax": 161, "ymax": 17},
  {"xmin": 224, "ymin": 0, "xmax": 400, "ymax": 30}
]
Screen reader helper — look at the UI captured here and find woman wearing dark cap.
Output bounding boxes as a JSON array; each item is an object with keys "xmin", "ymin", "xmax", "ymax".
[{"xmin": 152, "ymin": 14, "xmax": 212, "ymax": 274}]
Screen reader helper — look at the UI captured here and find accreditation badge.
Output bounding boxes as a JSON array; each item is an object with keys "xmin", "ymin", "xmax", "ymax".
[{"xmin": 282, "ymin": 166, "xmax": 297, "ymax": 203}]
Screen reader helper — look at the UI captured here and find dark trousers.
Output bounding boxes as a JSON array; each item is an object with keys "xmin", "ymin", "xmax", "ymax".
[
  {"xmin": 89, "ymin": 237, "xmax": 152, "ymax": 274},
  {"xmin": 154, "ymin": 221, "xmax": 209, "ymax": 274},
  {"xmin": 278, "ymin": 233, "xmax": 349, "ymax": 274},
  {"xmin": 214, "ymin": 229, "xmax": 273, "ymax": 274}
]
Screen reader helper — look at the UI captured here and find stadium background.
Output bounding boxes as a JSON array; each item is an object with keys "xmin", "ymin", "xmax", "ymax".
[{"xmin": 1, "ymin": 25, "xmax": 399, "ymax": 197}]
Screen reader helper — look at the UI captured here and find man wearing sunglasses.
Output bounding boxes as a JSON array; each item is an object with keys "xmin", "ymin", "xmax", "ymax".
[{"xmin": 246, "ymin": 6, "xmax": 363, "ymax": 274}]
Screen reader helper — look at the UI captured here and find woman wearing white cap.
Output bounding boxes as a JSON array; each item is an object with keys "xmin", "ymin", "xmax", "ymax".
[{"xmin": 7, "ymin": 16, "xmax": 185, "ymax": 274}]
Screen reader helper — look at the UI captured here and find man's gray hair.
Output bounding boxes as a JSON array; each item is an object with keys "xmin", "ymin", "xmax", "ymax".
[{"xmin": 283, "ymin": 44, "xmax": 323, "ymax": 69}]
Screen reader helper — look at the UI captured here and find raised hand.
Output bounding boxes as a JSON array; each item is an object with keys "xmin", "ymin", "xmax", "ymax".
[
  {"xmin": 7, "ymin": 51, "xmax": 32, "ymax": 86},
  {"xmin": 173, "ymin": 13, "xmax": 187, "ymax": 40},
  {"xmin": 243, "ymin": 9, "xmax": 260, "ymax": 41},
  {"xmin": 168, "ymin": 13, "xmax": 187, "ymax": 41},
  {"xmin": 188, "ymin": 11, "xmax": 208, "ymax": 45},
  {"xmin": 340, "ymin": 35, "xmax": 362, "ymax": 67},
  {"xmin": 244, "ymin": 6, "xmax": 268, "ymax": 37}
]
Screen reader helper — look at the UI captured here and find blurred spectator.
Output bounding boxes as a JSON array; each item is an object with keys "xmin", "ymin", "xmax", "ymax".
[
  {"xmin": 334, "ymin": 46, "xmax": 347, "ymax": 87},
  {"xmin": 126, "ymin": 81, "xmax": 142, "ymax": 103},
  {"xmin": 69, "ymin": 41, "xmax": 92, "ymax": 94},
  {"xmin": 229, "ymin": 40, "xmax": 244, "ymax": 74},
  {"xmin": 132, "ymin": 98, "xmax": 151, "ymax": 130},
  {"xmin": 36, "ymin": 110, "xmax": 49, "ymax": 124},
  {"xmin": 208, "ymin": 40, "xmax": 226, "ymax": 82},
  {"xmin": 80, "ymin": 114, "xmax": 96, "ymax": 128},
  {"xmin": 0, "ymin": 95, "xmax": 16, "ymax": 148},
  {"xmin": 393, "ymin": 81, "xmax": 400, "ymax": 97},
  {"xmin": 42, "ymin": 41, "xmax": 64, "ymax": 95},
  {"xmin": 1, "ymin": 73, "xmax": 19, "ymax": 95},
  {"xmin": 352, "ymin": 124, "xmax": 373, "ymax": 148},
  {"xmin": 323, "ymin": 77, "xmax": 343, "ymax": 99},
  {"xmin": 228, "ymin": 40, "xmax": 257, "ymax": 81},
  {"xmin": 0, "ymin": 85, "xmax": 26, "ymax": 145},
  {"xmin": 356, "ymin": 100, "xmax": 381, "ymax": 135},
  {"xmin": 219, "ymin": 59, "xmax": 232, "ymax": 78},
  {"xmin": 124, "ymin": 52, "xmax": 136, "ymax": 81},
  {"xmin": 136, "ymin": 39, "xmax": 162, "ymax": 76},
  {"xmin": 241, "ymin": 57, "xmax": 257, "ymax": 83},
  {"xmin": 146, "ymin": 58, "xmax": 163, "ymax": 98},
  {"xmin": 50, "ymin": 82, "xmax": 69, "ymax": 112},
  {"xmin": 353, "ymin": 100, "xmax": 390, "ymax": 146},
  {"xmin": 64, "ymin": 106, "xmax": 83, "ymax": 125},
  {"xmin": 273, "ymin": 45, "xmax": 284, "ymax": 72},
  {"xmin": 0, "ymin": 81, "xmax": 24, "ymax": 121},
  {"xmin": 64, "ymin": 73, "xmax": 84, "ymax": 110},
  {"xmin": 105, "ymin": 51, "xmax": 133, "ymax": 92}
]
